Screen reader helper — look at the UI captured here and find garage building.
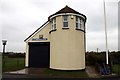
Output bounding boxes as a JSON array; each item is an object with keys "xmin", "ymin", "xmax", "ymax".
[{"xmin": 24, "ymin": 5, "xmax": 87, "ymax": 70}]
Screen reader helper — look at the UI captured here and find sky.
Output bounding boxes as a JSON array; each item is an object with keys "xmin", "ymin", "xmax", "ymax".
[{"xmin": 1, "ymin": 0, "xmax": 119, "ymax": 52}]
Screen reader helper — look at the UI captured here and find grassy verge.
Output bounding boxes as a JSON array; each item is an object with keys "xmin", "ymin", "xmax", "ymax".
[
  {"xmin": 112, "ymin": 64, "xmax": 120, "ymax": 76},
  {"xmin": 2, "ymin": 57, "xmax": 25, "ymax": 72},
  {"xmin": 44, "ymin": 69, "xmax": 88, "ymax": 78}
]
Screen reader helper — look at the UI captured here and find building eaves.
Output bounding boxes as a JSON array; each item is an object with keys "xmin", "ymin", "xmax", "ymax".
[{"xmin": 48, "ymin": 5, "xmax": 87, "ymax": 21}]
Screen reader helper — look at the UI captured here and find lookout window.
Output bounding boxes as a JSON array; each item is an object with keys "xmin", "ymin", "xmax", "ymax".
[
  {"xmin": 51, "ymin": 18, "xmax": 56, "ymax": 30},
  {"xmin": 76, "ymin": 16, "xmax": 84, "ymax": 30},
  {"xmin": 63, "ymin": 15, "xmax": 68, "ymax": 27}
]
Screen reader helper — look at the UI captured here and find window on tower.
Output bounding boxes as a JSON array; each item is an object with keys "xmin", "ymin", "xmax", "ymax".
[
  {"xmin": 63, "ymin": 15, "xmax": 68, "ymax": 27},
  {"xmin": 51, "ymin": 18, "xmax": 56, "ymax": 30},
  {"xmin": 81, "ymin": 19, "xmax": 84, "ymax": 30},
  {"xmin": 76, "ymin": 16, "xmax": 84, "ymax": 30}
]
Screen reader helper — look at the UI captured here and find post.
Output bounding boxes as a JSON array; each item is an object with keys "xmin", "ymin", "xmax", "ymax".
[
  {"xmin": 103, "ymin": 0, "xmax": 109, "ymax": 65},
  {"xmin": 97, "ymin": 48, "xmax": 98, "ymax": 53},
  {"xmin": 2, "ymin": 40, "xmax": 7, "ymax": 68},
  {"xmin": 3, "ymin": 45, "xmax": 5, "ymax": 68},
  {"xmin": 3, "ymin": 45, "xmax": 5, "ymax": 59}
]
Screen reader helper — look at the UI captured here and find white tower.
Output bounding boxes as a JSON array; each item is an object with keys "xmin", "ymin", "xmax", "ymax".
[{"xmin": 49, "ymin": 6, "xmax": 87, "ymax": 70}]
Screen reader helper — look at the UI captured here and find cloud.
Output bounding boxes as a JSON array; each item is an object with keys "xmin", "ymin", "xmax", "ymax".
[
  {"xmin": 86, "ymin": 28, "xmax": 118, "ymax": 51},
  {"xmin": 1, "ymin": 0, "xmax": 118, "ymax": 52}
]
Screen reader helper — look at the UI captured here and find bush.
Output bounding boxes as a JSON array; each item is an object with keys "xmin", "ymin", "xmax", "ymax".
[
  {"xmin": 86, "ymin": 52, "xmax": 106, "ymax": 66},
  {"xmin": 6, "ymin": 52, "xmax": 25, "ymax": 58},
  {"xmin": 109, "ymin": 51, "xmax": 120, "ymax": 64},
  {"xmin": 86, "ymin": 51, "xmax": 120, "ymax": 73}
]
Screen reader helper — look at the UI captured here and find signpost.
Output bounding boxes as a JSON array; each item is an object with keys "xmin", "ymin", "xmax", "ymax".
[{"xmin": 2, "ymin": 40, "xmax": 7, "ymax": 68}]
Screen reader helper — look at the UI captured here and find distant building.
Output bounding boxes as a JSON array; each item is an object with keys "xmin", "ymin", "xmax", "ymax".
[{"xmin": 24, "ymin": 6, "xmax": 87, "ymax": 70}]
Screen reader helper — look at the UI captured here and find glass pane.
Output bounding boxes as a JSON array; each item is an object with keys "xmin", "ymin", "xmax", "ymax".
[
  {"xmin": 54, "ymin": 18, "xmax": 56, "ymax": 22},
  {"xmin": 81, "ymin": 19, "xmax": 84, "ymax": 30},
  {"xmin": 52, "ymin": 24, "xmax": 54, "ymax": 30},
  {"xmin": 64, "ymin": 16, "xmax": 68, "ymax": 21},
  {"xmin": 81, "ymin": 25, "xmax": 84, "ymax": 30},
  {"xmin": 76, "ymin": 23, "xmax": 78, "ymax": 28},
  {"xmin": 54, "ymin": 24, "xmax": 56, "ymax": 29},
  {"xmin": 79, "ymin": 24, "xmax": 81, "ymax": 29},
  {"xmin": 76, "ymin": 17, "xmax": 78, "ymax": 21},
  {"xmin": 51, "ymin": 18, "xmax": 56, "ymax": 30},
  {"xmin": 64, "ymin": 22, "xmax": 68, "ymax": 27}
]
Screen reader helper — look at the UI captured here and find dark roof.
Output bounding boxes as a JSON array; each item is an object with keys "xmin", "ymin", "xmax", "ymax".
[
  {"xmin": 48, "ymin": 5, "xmax": 87, "ymax": 21},
  {"xmin": 24, "ymin": 21, "xmax": 48, "ymax": 42}
]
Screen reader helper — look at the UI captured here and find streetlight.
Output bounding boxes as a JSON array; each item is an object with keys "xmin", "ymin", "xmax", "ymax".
[
  {"xmin": 2, "ymin": 40, "xmax": 7, "ymax": 68},
  {"xmin": 103, "ymin": 0, "xmax": 111, "ymax": 75}
]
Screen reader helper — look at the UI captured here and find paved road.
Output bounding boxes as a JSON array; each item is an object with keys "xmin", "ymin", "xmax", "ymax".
[
  {"xmin": 86, "ymin": 66, "xmax": 100, "ymax": 78},
  {"xmin": 2, "ymin": 67, "xmax": 120, "ymax": 80},
  {"xmin": 2, "ymin": 73, "xmax": 56, "ymax": 80},
  {"xmin": 2, "ymin": 73, "xmax": 120, "ymax": 80}
]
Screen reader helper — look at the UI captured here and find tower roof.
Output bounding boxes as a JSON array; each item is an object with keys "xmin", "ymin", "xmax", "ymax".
[{"xmin": 48, "ymin": 5, "xmax": 87, "ymax": 20}]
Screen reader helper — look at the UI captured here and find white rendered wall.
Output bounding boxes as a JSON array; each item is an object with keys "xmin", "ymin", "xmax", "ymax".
[{"xmin": 50, "ymin": 15, "xmax": 85, "ymax": 70}]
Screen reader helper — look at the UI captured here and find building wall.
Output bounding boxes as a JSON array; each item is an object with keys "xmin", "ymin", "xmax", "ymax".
[
  {"xmin": 25, "ymin": 14, "xmax": 86, "ymax": 70},
  {"xmin": 50, "ymin": 15, "xmax": 85, "ymax": 70},
  {"xmin": 25, "ymin": 23, "xmax": 50, "ymax": 67}
]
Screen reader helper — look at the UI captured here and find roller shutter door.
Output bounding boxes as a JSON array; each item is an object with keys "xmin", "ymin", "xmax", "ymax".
[{"xmin": 28, "ymin": 42, "xmax": 50, "ymax": 68}]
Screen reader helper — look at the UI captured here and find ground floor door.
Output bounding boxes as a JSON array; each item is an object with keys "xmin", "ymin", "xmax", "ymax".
[{"xmin": 28, "ymin": 42, "xmax": 50, "ymax": 68}]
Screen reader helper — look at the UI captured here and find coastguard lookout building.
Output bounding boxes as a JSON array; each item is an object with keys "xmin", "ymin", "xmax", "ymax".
[{"xmin": 24, "ymin": 6, "xmax": 87, "ymax": 70}]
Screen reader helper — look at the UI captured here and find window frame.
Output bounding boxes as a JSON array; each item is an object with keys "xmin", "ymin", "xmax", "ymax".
[
  {"xmin": 63, "ymin": 15, "xmax": 68, "ymax": 28},
  {"xmin": 80, "ymin": 19, "xmax": 84, "ymax": 30},
  {"xmin": 76, "ymin": 16, "xmax": 84, "ymax": 30},
  {"xmin": 76, "ymin": 16, "xmax": 81, "ymax": 29},
  {"xmin": 51, "ymin": 18, "xmax": 56, "ymax": 30}
]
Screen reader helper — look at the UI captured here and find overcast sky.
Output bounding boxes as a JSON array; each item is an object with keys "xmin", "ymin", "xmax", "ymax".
[{"xmin": 1, "ymin": 0, "xmax": 118, "ymax": 52}]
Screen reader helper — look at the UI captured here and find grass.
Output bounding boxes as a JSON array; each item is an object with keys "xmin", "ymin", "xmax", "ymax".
[
  {"xmin": 2, "ymin": 56, "xmax": 88, "ymax": 78},
  {"xmin": 2, "ymin": 57, "xmax": 25, "ymax": 72},
  {"xmin": 44, "ymin": 69, "xmax": 88, "ymax": 78},
  {"xmin": 112, "ymin": 64, "xmax": 120, "ymax": 76}
]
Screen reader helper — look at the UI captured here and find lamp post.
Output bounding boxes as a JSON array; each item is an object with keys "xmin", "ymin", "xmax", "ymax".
[
  {"xmin": 2, "ymin": 40, "xmax": 7, "ymax": 68},
  {"xmin": 103, "ymin": 0, "xmax": 111, "ymax": 74},
  {"xmin": 103, "ymin": 0, "xmax": 108, "ymax": 65}
]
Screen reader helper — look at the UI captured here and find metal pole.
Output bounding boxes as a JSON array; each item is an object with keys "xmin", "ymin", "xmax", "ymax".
[
  {"xmin": 103, "ymin": 0, "xmax": 109, "ymax": 65},
  {"xmin": 3, "ymin": 44, "xmax": 5, "ymax": 68},
  {"xmin": 97, "ymin": 48, "xmax": 98, "ymax": 53},
  {"xmin": 3, "ymin": 45, "xmax": 5, "ymax": 58},
  {"xmin": 2, "ymin": 40, "xmax": 7, "ymax": 69}
]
